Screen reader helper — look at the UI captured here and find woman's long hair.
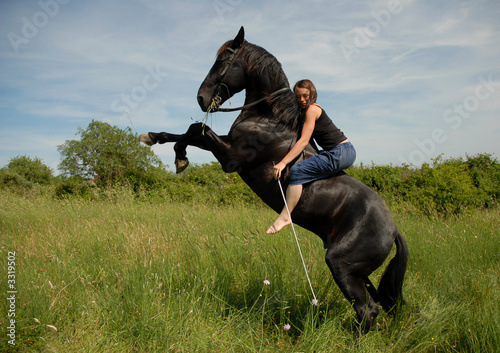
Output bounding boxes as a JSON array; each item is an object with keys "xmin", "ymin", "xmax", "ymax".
[{"xmin": 293, "ymin": 79, "xmax": 318, "ymax": 114}]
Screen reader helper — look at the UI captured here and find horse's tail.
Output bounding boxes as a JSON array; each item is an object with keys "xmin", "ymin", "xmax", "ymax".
[{"xmin": 377, "ymin": 231, "xmax": 409, "ymax": 315}]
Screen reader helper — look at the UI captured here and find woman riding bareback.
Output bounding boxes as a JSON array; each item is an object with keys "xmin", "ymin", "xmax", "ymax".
[{"xmin": 267, "ymin": 79, "xmax": 356, "ymax": 234}]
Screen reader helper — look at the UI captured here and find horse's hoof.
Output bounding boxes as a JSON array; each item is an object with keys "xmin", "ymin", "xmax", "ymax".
[
  {"xmin": 140, "ymin": 133, "xmax": 154, "ymax": 146},
  {"xmin": 175, "ymin": 159, "xmax": 189, "ymax": 174}
]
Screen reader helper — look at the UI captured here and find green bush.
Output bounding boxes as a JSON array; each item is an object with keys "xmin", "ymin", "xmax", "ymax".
[
  {"xmin": 1, "ymin": 155, "xmax": 53, "ymax": 186},
  {"xmin": 51, "ymin": 162, "xmax": 261, "ymax": 206},
  {"xmin": 405, "ymin": 157, "xmax": 485, "ymax": 214},
  {"xmin": 465, "ymin": 153, "xmax": 500, "ymax": 208},
  {"xmin": 347, "ymin": 153, "xmax": 499, "ymax": 215},
  {"xmin": 54, "ymin": 176, "xmax": 97, "ymax": 199},
  {"xmin": 179, "ymin": 162, "xmax": 262, "ymax": 205},
  {"xmin": 0, "ymin": 169, "xmax": 34, "ymax": 190},
  {"xmin": 348, "ymin": 163, "xmax": 410, "ymax": 193}
]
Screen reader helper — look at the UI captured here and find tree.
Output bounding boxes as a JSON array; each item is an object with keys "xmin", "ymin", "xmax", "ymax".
[
  {"xmin": 4, "ymin": 155, "xmax": 53, "ymax": 185},
  {"xmin": 57, "ymin": 120, "xmax": 162, "ymax": 185}
]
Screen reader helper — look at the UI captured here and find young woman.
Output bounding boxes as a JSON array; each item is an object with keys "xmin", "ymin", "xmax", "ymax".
[{"xmin": 266, "ymin": 79, "xmax": 356, "ymax": 234}]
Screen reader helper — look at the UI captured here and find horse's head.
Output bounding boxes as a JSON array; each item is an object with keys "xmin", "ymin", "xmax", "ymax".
[{"xmin": 197, "ymin": 27, "xmax": 247, "ymax": 112}]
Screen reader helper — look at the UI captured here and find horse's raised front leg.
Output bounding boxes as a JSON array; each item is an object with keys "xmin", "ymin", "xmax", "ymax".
[
  {"xmin": 139, "ymin": 132, "xmax": 176, "ymax": 145},
  {"xmin": 140, "ymin": 123, "xmax": 232, "ymax": 174},
  {"xmin": 140, "ymin": 131, "xmax": 190, "ymax": 173}
]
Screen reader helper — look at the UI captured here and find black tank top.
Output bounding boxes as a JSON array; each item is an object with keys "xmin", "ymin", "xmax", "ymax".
[{"xmin": 311, "ymin": 108, "xmax": 347, "ymax": 150}]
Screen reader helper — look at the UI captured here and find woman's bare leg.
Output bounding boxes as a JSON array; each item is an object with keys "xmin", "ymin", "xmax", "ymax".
[{"xmin": 266, "ymin": 184, "xmax": 303, "ymax": 234}]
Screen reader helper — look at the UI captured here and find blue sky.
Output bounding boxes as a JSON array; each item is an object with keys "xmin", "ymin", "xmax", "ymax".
[{"xmin": 1, "ymin": 0, "xmax": 499, "ymax": 173}]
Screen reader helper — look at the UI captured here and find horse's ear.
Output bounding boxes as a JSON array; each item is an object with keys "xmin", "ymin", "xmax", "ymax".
[{"xmin": 231, "ymin": 26, "xmax": 245, "ymax": 49}]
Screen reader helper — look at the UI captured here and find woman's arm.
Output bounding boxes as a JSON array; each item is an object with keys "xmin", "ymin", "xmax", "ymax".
[{"xmin": 272, "ymin": 105, "xmax": 321, "ymax": 179}]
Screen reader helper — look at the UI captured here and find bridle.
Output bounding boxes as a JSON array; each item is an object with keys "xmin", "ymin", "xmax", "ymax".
[
  {"xmin": 210, "ymin": 46, "xmax": 290, "ymax": 113},
  {"xmin": 210, "ymin": 46, "xmax": 239, "ymax": 112}
]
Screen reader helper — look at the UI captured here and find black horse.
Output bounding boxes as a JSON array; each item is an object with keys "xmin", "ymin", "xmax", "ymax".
[{"xmin": 140, "ymin": 27, "xmax": 408, "ymax": 335}]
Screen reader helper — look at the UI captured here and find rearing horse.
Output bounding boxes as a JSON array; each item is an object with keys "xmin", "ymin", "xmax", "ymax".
[{"xmin": 140, "ymin": 27, "xmax": 408, "ymax": 335}]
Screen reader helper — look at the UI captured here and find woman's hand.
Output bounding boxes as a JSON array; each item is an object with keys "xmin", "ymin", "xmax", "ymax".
[{"xmin": 272, "ymin": 161, "xmax": 287, "ymax": 179}]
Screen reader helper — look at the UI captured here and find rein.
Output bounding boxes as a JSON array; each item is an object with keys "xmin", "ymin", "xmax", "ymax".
[
  {"xmin": 213, "ymin": 87, "xmax": 290, "ymax": 112},
  {"xmin": 274, "ymin": 162, "xmax": 318, "ymax": 307}
]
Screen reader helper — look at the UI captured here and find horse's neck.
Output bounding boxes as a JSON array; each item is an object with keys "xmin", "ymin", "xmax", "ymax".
[
  {"xmin": 243, "ymin": 80, "xmax": 272, "ymax": 104},
  {"xmin": 239, "ymin": 52, "xmax": 299, "ymax": 129},
  {"xmin": 244, "ymin": 65, "xmax": 288, "ymax": 102}
]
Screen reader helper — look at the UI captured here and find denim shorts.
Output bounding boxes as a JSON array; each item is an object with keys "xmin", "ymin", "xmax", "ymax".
[{"xmin": 289, "ymin": 141, "xmax": 356, "ymax": 185}]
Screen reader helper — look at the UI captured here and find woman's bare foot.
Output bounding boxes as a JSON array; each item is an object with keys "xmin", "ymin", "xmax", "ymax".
[{"xmin": 266, "ymin": 217, "xmax": 291, "ymax": 234}]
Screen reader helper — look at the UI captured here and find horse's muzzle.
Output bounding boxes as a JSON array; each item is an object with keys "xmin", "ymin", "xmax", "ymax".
[
  {"xmin": 197, "ymin": 95, "xmax": 207, "ymax": 112},
  {"xmin": 197, "ymin": 94, "xmax": 221, "ymax": 112}
]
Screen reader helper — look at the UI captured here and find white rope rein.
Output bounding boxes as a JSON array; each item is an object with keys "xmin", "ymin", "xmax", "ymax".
[{"xmin": 275, "ymin": 168, "xmax": 318, "ymax": 306}]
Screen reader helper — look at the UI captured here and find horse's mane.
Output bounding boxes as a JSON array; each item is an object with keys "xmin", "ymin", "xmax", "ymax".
[{"xmin": 218, "ymin": 40, "xmax": 301, "ymax": 130}]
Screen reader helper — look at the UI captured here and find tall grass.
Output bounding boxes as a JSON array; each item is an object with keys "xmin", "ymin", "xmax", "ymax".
[{"xmin": 1, "ymin": 191, "xmax": 499, "ymax": 352}]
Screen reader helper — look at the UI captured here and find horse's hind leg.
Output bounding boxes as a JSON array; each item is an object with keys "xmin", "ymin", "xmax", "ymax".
[{"xmin": 325, "ymin": 249, "xmax": 379, "ymax": 337}]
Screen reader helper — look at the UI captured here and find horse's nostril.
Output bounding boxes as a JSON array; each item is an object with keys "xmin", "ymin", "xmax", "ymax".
[{"xmin": 197, "ymin": 95, "xmax": 204, "ymax": 108}]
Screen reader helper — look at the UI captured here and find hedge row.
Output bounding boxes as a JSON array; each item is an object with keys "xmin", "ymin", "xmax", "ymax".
[
  {"xmin": 2, "ymin": 153, "xmax": 499, "ymax": 215},
  {"xmin": 348, "ymin": 153, "xmax": 499, "ymax": 214}
]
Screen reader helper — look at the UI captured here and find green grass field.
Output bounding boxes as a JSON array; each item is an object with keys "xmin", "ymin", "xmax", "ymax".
[{"xmin": 1, "ymin": 191, "xmax": 499, "ymax": 352}]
